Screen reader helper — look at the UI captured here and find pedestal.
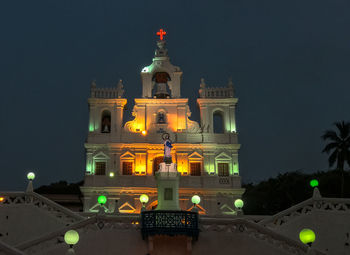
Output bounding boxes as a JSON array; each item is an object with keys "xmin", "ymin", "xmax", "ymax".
[{"xmin": 155, "ymin": 163, "xmax": 180, "ymax": 211}]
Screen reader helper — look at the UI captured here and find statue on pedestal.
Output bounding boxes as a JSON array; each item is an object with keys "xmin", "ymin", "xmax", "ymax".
[
  {"xmin": 157, "ymin": 133, "xmax": 177, "ymax": 173},
  {"xmin": 162, "ymin": 133, "xmax": 173, "ymax": 164}
]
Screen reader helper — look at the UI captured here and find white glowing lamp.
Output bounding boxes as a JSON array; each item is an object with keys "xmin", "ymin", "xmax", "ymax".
[
  {"xmin": 27, "ymin": 172, "xmax": 35, "ymax": 181},
  {"xmin": 191, "ymin": 195, "xmax": 201, "ymax": 205}
]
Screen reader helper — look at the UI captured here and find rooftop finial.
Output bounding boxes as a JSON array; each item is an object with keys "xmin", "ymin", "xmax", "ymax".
[
  {"xmin": 228, "ymin": 77, "xmax": 233, "ymax": 88},
  {"xmin": 116, "ymin": 79, "xmax": 125, "ymax": 98},
  {"xmin": 200, "ymin": 78, "xmax": 206, "ymax": 88},
  {"xmin": 117, "ymin": 79, "xmax": 123, "ymax": 89},
  {"xmin": 90, "ymin": 80, "xmax": 97, "ymax": 88},
  {"xmin": 156, "ymin": 29, "xmax": 167, "ymax": 41}
]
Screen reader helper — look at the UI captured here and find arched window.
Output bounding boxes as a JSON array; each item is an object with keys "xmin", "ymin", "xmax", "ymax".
[
  {"xmin": 213, "ymin": 111, "xmax": 224, "ymax": 133},
  {"xmin": 101, "ymin": 110, "xmax": 111, "ymax": 133},
  {"xmin": 152, "ymin": 72, "xmax": 171, "ymax": 98},
  {"xmin": 157, "ymin": 112, "xmax": 166, "ymax": 124}
]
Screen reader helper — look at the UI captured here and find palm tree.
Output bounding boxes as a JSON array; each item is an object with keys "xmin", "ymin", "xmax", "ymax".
[{"xmin": 321, "ymin": 121, "xmax": 350, "ymax": 197}]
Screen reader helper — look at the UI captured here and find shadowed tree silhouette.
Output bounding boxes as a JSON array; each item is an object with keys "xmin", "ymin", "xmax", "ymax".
[
  {"xmin": 321, "ymin": 121, "xmax": 350, "ymax": 197},
  {"xmin": 242, "ymin": 170, "xmax": 350, "ymax": 215}
]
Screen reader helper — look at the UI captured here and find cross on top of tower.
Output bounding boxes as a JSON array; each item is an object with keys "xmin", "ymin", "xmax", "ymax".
[{"xmin": 156, "ymin": 29, "xmax": 166, "ymax": 41}]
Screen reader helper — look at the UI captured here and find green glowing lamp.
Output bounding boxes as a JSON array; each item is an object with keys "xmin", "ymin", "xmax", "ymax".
[
  {"xmin": 191, "ymin": 195, "xmax": 201, "ymax": 205},
  {"xmin": 310, "ymin": 179, "xmax": 319, "ymax": 188},
  {"xmin": 27, "ymin": 172, "xmax": 35, "ymax": 181},
  {"xmin": 64, "ymin": 230, "xmax": 79, "ymax": 246},
  {"xmin": 299, "ymin": 228, "xmax": 316, "ymax": 245},
  {"xmin": 109, "ymin": 172, "xmax": 115, "ymax": 178},
  {"xmin": 234, "ymin": 199, "xmax": 244, "ymax": 209},
  {"xmin": 139, "ymin": 194, "xmax": 149, "ymax": 204},
  {"xmin": 98, "ymin": 195, "xmax": 107, "ymax": 205}
]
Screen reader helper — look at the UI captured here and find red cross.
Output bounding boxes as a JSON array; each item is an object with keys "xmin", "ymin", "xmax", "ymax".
[{"xmin": 156, "ymin": 29, "xmax": 167, "ymax": 41}]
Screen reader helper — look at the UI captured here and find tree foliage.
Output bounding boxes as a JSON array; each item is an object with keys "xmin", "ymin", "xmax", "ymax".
[
  {"xmin": 242, "ymin": 170, "xmax": 350, "ymax": 215},
  {"xmin": 35, "ymin": 180, "xmax": 83, "ymax": 195}
]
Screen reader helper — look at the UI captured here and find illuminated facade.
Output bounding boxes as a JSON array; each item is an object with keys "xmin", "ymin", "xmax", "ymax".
[{"xmin": 81, "ymin": 38, "xmax": 244, "ymax": 216}]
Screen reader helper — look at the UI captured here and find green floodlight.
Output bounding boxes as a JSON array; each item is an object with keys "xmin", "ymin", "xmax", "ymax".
[
  {"xmin": 98, "ymin": 195, "xmax": 107, "ymax": 205},
  {"xmin": 234, "ymin": 199, "xmax": 244, "ymax": 209},
  {"xmin": 299, "ymin": 228, "xmax": 316, "ymax": 245},
  {"xmin": 27, "ymin": 172, "xmax": 35, "ymax": 181},
  {"xmin": 191, "ymin": 195, "xmax": 201, "ymax": 205},
  {"xmin": 64, "ymin": 230, "xmax": 79, "ymax": 246},
  {"xmin": 310, "ymin": 179, "xmax": 319, "ymax": 188},
  {"xmin": 139, "ymin": 194, "xmax": 149, "ymax": 204}
]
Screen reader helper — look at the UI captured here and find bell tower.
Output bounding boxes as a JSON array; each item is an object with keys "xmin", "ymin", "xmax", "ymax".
[{"xmin": 140, "ymin": 30, "xmax": 183, "ymax": 99}]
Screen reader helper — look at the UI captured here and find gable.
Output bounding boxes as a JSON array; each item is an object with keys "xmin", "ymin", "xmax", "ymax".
[
  {"xmin": 93, "ymin": 151, "xmax": 110, "ymax": 159},
  {"xmin": 120, "ymin": 151, "xmax": 135, "ymax": 159},
  {"xmin": 118, "ymin": 202, "xmax": 136, "ymax": 213},
  {"xmin": 188, "ymin": 151, "xmax": 203, "ymax": 160},
  {"xmin": 215, "ymin": 152, "xmax": 231, "ymax": 160},
  {"xmin": 220, "ymin": 204, "xmax": 236, "ymax": 215},
  {"xmin": 188, "ymin": 204, "xmax": 206, "ymax": 215}
]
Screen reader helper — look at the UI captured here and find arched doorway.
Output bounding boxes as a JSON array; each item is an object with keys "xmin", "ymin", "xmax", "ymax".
[{"xmin": 153, "ymin": 156, "xmax": 163, "ymax": 175}]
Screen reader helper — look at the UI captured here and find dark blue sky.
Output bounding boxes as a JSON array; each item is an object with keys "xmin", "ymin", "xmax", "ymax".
[{"xmin": 0, "ymin": 0, "xmax": 349, "ymax": 191}]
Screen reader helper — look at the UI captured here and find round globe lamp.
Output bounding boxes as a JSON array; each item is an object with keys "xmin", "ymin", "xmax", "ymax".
[
  {"xmin": 234, "ymin": 199, "xmax": 244, "ymax": 209},
  {"xmin": 64, "ymin": 230, "xmax": 79, "ymax": 246},
  {"xmin": 299, "ymin": 228, "xmax": 316, "ymax": 246},
  {"xmin": 191, "ymin": 195, "xmax": 201, "ymax": 205},
  {"xmin": 27, "ymin": 172, "xmax": 35, "ymax": 181},
  {"xmin": 310, "ymin": 179, "xmax": 319, "ymax": 188},
  {"xmin": 140, "ymin": 194, "xmax": 149, "ymax": 204},
  {"xmin": 98, "ymin": 195, "xmax": 107, "ymax": 205}
]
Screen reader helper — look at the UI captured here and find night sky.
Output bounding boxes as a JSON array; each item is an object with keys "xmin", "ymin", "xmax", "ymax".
[{"xmin": 1, "ymin": 0, "xmax": 349, "ymax": 191}]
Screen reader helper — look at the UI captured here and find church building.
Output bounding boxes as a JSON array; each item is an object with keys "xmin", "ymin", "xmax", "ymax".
[{"xmin": 81, "ymin": 30, "xmax": 244, "ymax": 216}]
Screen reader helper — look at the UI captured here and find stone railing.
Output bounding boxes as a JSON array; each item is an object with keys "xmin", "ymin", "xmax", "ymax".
[
  {"xmin": 83, "ymin": 175, "xmax": 242, "ymax": 190},
  {"xmin": 0, "ymin": 239, "xmax": 26, "ymax": 255},
  {"xmin": 260, "ymin": 197, "xmax": 350, "ymax": 229},
  {"xmin": 200, "ymin": 218, "xmax": 325, "ymax": 255},
  {"xmin": 199, "ymin": 86, "xmax": 234, "ymax": 98},
  {"xmin": 90, "ymin": 87, "xmax": 124, "ymax": 99},
  {"xmin": 16, "ymin": 215, "xmax": 140, "ymax": 255},
  {"xmin": 0, "ymin": 192, "xmax": 84, "ymax": 225},
  {"xmin": 9, "ymin": 213, "xmax": 326, "ymax": 255}
]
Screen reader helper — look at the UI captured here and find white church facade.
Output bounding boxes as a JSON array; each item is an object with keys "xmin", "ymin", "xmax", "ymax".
[
  {"xmin": 81, "ymin": 37, "xmax": 243, "ymax": 216},
  {"xmin": 1, "ymin": 31, "xmax": 348, "ymax": 255}
]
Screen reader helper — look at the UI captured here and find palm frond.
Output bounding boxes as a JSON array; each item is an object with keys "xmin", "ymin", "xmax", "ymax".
[
  {"xmin": 328, "ymin": 149, "xmax": 338, "ymax": 168},
  {"xmin": 321, "ymin": 130, "xmax": 341, "ymax": 142},
  {"xmin": 322, "ymin": 142, "xmax": 339, "ymax": 154},
  {"xmin": 334, "ymin": 121, "xmax": 350, "ymax": 140}
]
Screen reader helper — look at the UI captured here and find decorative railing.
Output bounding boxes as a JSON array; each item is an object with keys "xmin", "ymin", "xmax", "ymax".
[
  {"xmin": 0, "ymin": 239, "xmax": 26, "ymax": 255},
  {"xmin": 0, "ymin": 192, "xmax": 84, "ymax": 225},
  {"xmin": 198, "ymin": 87, "xmax": 234, "ymax": 98},
  {"xmin": 16, "ymin": 215, "xmax": 140, "ymax": 254},
  {"xmin": 91, "ymin": 87, "xmax": 124, "ymax": 98},
  {"xmin": 260, "ymin": 197, "xmax": 350, "ymax": 228},
  {"xmin": 199, "ymin": 218, "xmax": 326, "ymax": 255},
  {"xmin": 141, "ymin": 210, "xmax": 199, "ymax": 240}
]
